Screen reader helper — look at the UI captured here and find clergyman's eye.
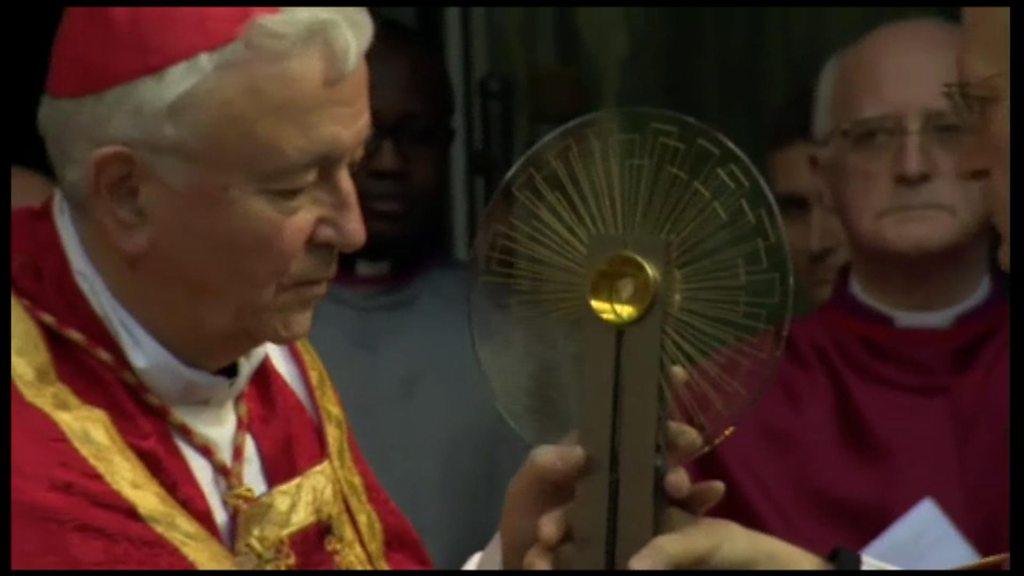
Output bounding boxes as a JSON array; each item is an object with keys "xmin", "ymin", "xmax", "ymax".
[
  {"xmin": 266, "ymin": 185, "xmax": 307, "ymax": 200},
  {"xmin": 846, "ymin": 125, "xmax": 894, "ymax": 149},
  {"xmin": 929, "ymin": 117, "xmax": 966, "ymax": 137}
]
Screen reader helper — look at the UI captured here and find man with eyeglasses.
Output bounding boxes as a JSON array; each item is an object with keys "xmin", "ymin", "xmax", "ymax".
[
  {"xmin": 13, "ymin": 7, "xmax": 723, "ymax": 570},
  {"xmin": 589, "ymin": 17, "xmax": 1008, "ymax": 569},
  {"xmin": 308, "ymin": 17, "xmax": 530, "ymax": 569},
  {"xmin": 950, "ymin": 7, "xmax": 1009, "ymax": 273}
]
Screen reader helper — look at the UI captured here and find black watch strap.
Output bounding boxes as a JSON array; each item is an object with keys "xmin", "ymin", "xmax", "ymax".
[{"xmin": 828, "ymin": 546, "xmax": 861, "ymax": 570}]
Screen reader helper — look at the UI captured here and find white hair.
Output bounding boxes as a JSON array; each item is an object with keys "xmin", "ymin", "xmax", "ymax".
[
  {"xmin": 810, "ymin": 51, "xmax": 843, "ymax": 143},
  {"xmin": 37, "ymin": 7, "xmax": 374, "ymax": 204}
]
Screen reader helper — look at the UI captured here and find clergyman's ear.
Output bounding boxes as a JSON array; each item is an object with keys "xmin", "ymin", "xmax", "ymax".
[{"xmin": 89, "ymin": 145, "xmax": 152, "ymax": 255}]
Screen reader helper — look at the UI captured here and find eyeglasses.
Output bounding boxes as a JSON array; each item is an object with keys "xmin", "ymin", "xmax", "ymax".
[
  {"xmin": 364, "ymin": 122, "xmax": 454, "ymax": 158},
  {"xmin": 828, "ymin": 111, "xmax": 969, "ymax": 160},
  {"xmin": 942, "ymin": 72, "xmax": 1006, "ymax": 126}
]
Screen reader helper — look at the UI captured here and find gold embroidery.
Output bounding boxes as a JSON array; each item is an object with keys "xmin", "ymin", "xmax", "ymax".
[
  {"xmin": 180, "ymin": 339, "xmax": 391, "ymax": 569},
  {"xmin": 297, "ymin": 340, "xmax": 391, "ymax": 569},
  {"xmin": 10, "ymin": 294, "xmax": 237, "ymax": 569},
  {"xmin": 232, "ymin": 460, "xmax": 334, "ymax": 569},
  {"xmin": 227, "ymin": 342, "xmax": 391, "ymax": 570},
  {"xmin": 226, "ymin": 485, "xmax": 258, "ymax": 514},
  {"xmin": 12, "ymin": 293, "xmax": 393, "ymax": 570},
  {"xmin": 238, "ymin": 534, "xmax": 296, "ymax": 570}
]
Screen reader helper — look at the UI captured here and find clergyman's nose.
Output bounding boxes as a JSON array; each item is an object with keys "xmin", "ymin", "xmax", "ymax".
[
  {"xmin": 893, "ymin": 133, "xmax": 932, "ymax": 187},
  {"xmin": 313, "ymin": 169, "xmax": 367, "ymax": 254}
]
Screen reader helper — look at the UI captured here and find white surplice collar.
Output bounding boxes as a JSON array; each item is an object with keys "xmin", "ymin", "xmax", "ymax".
[
  {"xmin": 52, "ymin": 192, "xmax": 267, "ymax": 407},
  {"xmin": 848, "ymin": 271, "xmax": 992, "ymax": 330}
]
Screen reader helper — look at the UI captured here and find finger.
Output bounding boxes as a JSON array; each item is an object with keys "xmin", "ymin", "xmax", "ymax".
[
  {"xmin": 682, "ymin": 480, "xmax": 726, "ymax": 516},
  {"xmin": 524, "ymin": 444, "xmax": 587, "ymax": 487},
  {"xmin": 536, "ymin": 504, "xmax": 571, "ymax": 548},
  {"xmin": 628, "ymin": 520, "xmax": 719, "ymax": 570},
  {"xmin": 662, "ymin": 465, "xmax": 693, "ymax": 502},
  {"xmin": 664, "ymin": 420, "xmax": 706, "ymax": 463},
  {"xmin": 500, "ymin": 444, "xmax": 586, "ymax": 569},
  {"xmin": 668, "ymin": 364, "xmax": 690, "ymax": 387},
  {"xmin": 523, "ymin": 544, "xmax": 555, "ymax": 570},
  {"xmin": 505, "ymin": 444, "xmax": 587, "ymax": 510}
]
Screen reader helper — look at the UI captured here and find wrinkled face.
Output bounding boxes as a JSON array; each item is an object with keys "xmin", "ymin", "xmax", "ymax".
[
  {"xmin": 819, "ymin": 30, "xmax": 990, "ymax": 260},
  {"xmin": 354, "ymin": 41, "xmax": 452, "ymax": 257},
  {"xmin": 767, "ymin": 142, "xmax": 848, "ymax": 306},
  {"xmin": 140, "ymin": 49, "xmax": 371, "ymax": 348},
  {"xmin": 955, "ymin": 7, "xmax": 1010, "ymax": 271}
]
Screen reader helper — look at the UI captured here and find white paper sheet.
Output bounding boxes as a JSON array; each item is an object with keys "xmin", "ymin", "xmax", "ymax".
[{"xmin": 861, "ymin": 496, "xmax": 980, "ymax": 569}]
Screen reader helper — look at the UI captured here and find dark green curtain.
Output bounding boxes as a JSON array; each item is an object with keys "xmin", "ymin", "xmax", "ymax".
[{"xmin": 485, "ymin": 7, "xmax": 959, "ymax": 167}]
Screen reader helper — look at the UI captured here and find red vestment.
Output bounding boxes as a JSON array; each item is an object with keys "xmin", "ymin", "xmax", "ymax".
[
  {"xmin": 10, "ymin": 200, "xmax": 433, "ymax": 569},
  {"xmin": 690, "ymin": 270, "xmax": 1009, "ymax": 557}
]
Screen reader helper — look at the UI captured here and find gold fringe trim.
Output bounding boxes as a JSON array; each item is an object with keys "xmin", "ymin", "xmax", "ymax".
[{"xmin": 10, "ymin": 293, "xmax": 236, "ymax": 569}]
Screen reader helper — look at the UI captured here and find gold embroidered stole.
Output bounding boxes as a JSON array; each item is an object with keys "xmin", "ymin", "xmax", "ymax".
[
  {"xmin": 11, "ymin": 293, "xmax": 389, "ymax": 569},
  {"xmin": 232, "ymin": 341, "xmax": 390, "ymax": 570}
]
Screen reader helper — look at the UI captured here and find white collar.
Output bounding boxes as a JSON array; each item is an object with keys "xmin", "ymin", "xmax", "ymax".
[
  {"xmin": 52, "ymin": 193, "xmax": 268, "ymax": 407},
  {"xmin": 848, "ymin": 271, "xmax": 992, "ymax": 330}
]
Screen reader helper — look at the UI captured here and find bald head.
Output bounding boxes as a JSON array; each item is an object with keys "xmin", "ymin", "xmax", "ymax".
[
  {"xmin": 831, "ymin": 18, "xmax": 960, "ymax": 128},
  {"xmin": 810, "ymin": 16, "xmax": 991, "ymax": 267}
]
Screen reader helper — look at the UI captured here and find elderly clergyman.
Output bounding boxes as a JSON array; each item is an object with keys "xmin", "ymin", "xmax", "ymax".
[
  {"xmin": 531, "ymin": 17, "xmax": 1008, "ymax": 571},
  {"xmin": 11, "ymin": 7, "xmax": 722, "ymax": 569},
  {"xmin": 679, "ymin": 17, "xmax": 1009, "ymax": 569}
]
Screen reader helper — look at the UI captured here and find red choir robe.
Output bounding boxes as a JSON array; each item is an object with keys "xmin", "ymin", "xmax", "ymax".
[
  {"xmin": 10, "ymin": 200, "xmax": 433, "ymax": 570},
  {"xmin": 690, "ymin": 268, "xmax": 1009, "ymax": 558}
]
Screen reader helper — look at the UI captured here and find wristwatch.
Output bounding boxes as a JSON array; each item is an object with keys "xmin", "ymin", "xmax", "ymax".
[
  {"xmin": 829, "ymin": 547, "xmax": 861, "ymax": 570},
  {"xmin": 828, "ymin": 547, "xmax": 900, "ymax": 570}
]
